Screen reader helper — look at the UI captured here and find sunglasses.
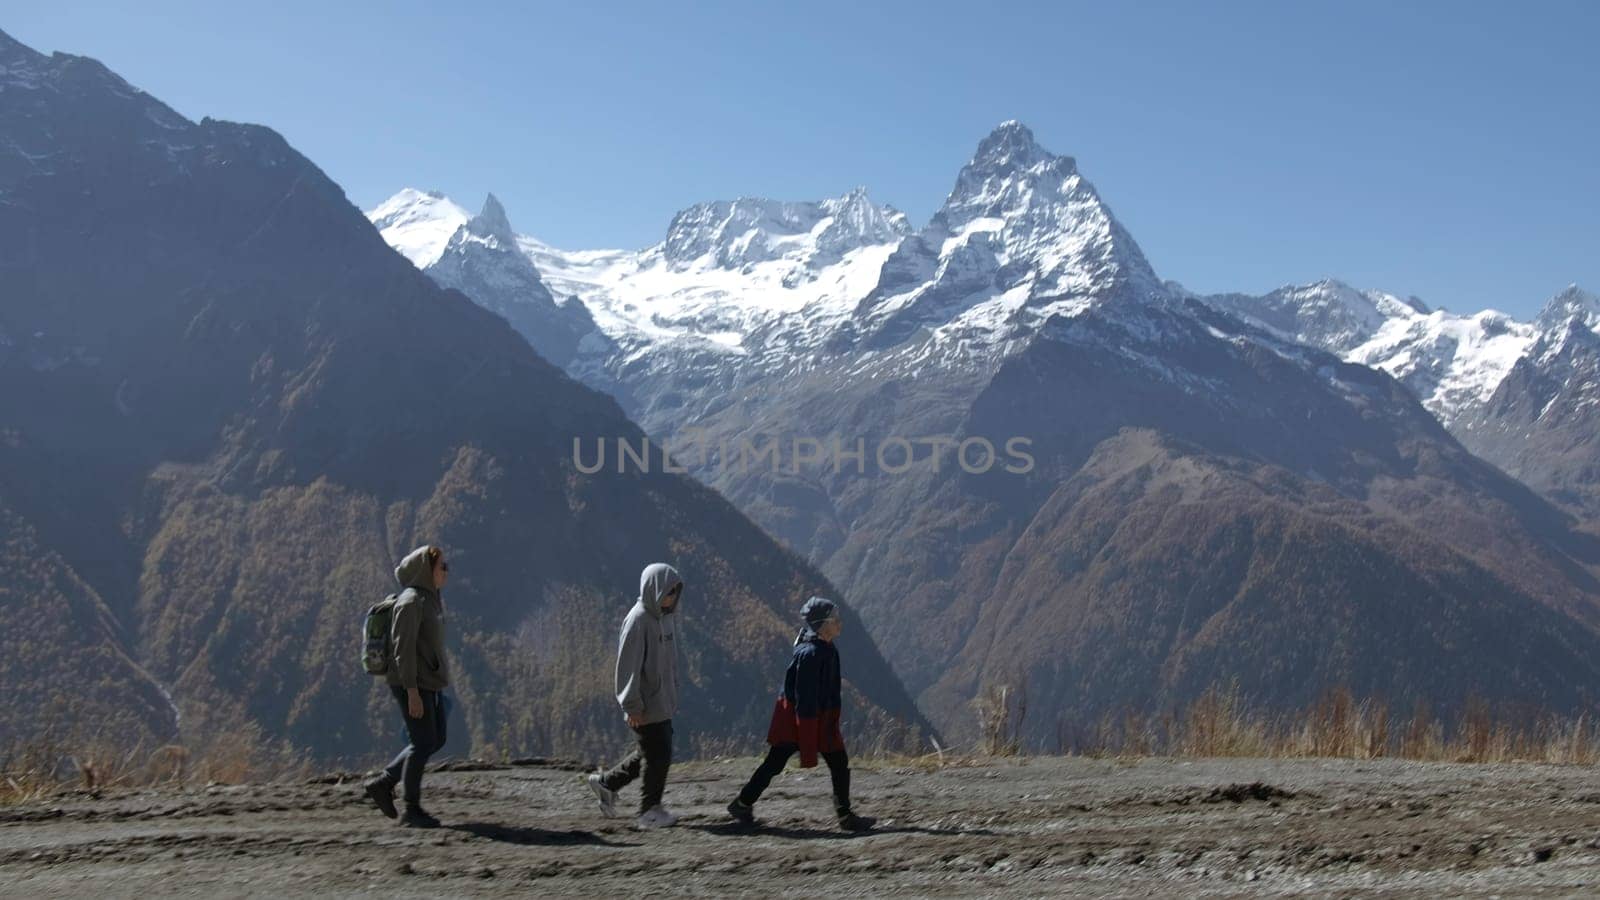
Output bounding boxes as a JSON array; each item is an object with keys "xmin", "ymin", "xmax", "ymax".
[{"xmin": 440, "ymin": 561, "xmax": 450, "ymax": 573}]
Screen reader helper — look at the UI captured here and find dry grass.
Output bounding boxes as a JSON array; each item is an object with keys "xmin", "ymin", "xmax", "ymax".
[
  {"xmin": 9, "ymin": 684, "xmax": 1596, "ymax": 803},
  {"xmin": 1063, "ymin": 685, "xmax": 1600, "ymax": 765},
  {"xmin": 0, "ymin": 727, "xmax": 313, "ymax": 806},
  {"xmin": 974, "ymin": 675, "xmax": 1028, "ymax": 757}
]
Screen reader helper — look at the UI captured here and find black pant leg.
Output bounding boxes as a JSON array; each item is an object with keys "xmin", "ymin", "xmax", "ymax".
[
  {"xmin": 822, "ymin": 749, "xmax": 851, "ymax": 816},
  {"xmin": 386, "ymin": 686, "xmax": 440, "ymax": 808},
  {"xmin": 383, "ymin": 685, "xmax": 411, "ymax": 782},
  {"xmin": 638, "ymin": 720, "xmax": 673, "ymax": 812},
  {"xmin": 737, "ymin": 744, "xmax": 796, "ymax": 807},
  {"xmin": 601, "ymin": 741, "xmax": 643, "ymax": 792},
  {"xmin": 432, "ymin": 692, "xmax": 450, "ymax": 755}
]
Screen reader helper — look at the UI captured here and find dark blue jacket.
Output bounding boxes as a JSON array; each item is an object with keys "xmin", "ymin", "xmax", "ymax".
[
  {"xmin": 785, "ymin": 632, "xmax": 842, "ymax": 717},
  {"xmin": 767, "ymin": 629, "xmax": 845, "ymax": 765}
]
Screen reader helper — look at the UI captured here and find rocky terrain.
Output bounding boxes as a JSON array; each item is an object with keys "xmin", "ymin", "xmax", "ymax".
[{"xmin": 4, "ymin": 756, "xmax": 1599, "ymax": 897}]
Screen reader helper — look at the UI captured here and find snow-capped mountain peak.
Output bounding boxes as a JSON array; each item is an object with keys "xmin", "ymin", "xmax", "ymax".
[
  {"xmin": 942, "ymin": 120, "xmax": 1073, "ymax": 224},
  {"xmin": 369, "ymin": 188, "xmax": 469, "ymax": 267},
  {"xmin": 963, "ymin": 120, "xmax": 1057, "ymax": 179},
  {"xmin": 1536, "ymin": 283, "xmax": 1600, "ymax": 333},
  {"xmin": 853, "ymin": 122, "xmax": 1162, "ymax": 353}
]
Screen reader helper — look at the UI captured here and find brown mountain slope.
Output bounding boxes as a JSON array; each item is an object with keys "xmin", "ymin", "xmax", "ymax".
[
  {"xmin": 921, "ymin": 429, "xmax": 1600, "ymax": 742},
  {"xmin": 0, "ymin": 497, "xmax": 176, "ymax": 749},
  {"xmin": 0, "ymin": 30, "xmax": 928, "ymax": 761}
]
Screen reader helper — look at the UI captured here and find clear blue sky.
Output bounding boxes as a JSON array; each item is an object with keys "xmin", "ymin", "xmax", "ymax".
[{"xmin": 8, "ymin": 1, "xmax": 1597, "ymax": 317}]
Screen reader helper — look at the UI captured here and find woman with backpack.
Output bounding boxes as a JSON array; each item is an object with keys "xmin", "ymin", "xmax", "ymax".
[{"xmin": 363, "ymin": 544, "xmax": 452, "ymax": 828}]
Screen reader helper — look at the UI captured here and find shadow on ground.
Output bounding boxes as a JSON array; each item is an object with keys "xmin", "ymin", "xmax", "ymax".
[
  {"xmin": 451, "ymin": 822, "xmax": 635, "ymax": 847},
  {"xmin": 688, "ymin": 821, "xmax": 1000, "ymax": 841}
]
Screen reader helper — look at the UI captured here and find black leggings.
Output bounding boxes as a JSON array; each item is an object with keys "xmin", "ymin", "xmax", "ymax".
[
  {"xmin": 738, "ymin": 744, "xmax": 851, "ymax": 816},
  {"xmin": 383, "ymin": 687, "xmax": 449, "ymax": 808},
  {"xmin": 601, "ymin": 720, "xmax": 673, "ymax": 813}
]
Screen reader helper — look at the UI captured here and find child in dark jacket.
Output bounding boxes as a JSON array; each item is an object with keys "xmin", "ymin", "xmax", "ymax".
[{"xmin": 727, "ymin": 597, "xmax": 875, "ymax": 831}]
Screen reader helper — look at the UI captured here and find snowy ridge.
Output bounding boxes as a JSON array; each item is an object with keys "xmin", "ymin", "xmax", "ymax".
[
  {"xmin": 1190, "ymin": 278, "xmax": 1599, "ymax": 423},
  {"xmin": 366, "ymin": 122, "xmax": 1591, "ymax": 441},
  {"xmin": 1346, "ymin": 306, "xmax": 1535, "ymax": 420},
  {"xmin": 525, "ymin": 233, "xmax": 900, "ymax": 361},
  {"xmin": 373, "ymin": 184, "xmax": 913, "ymax": 367},
  {"xmin": 1196, "ymin": 279, "xmax": 1428, "ymax": 355},
  {"xmin": 660, "ymin": 187, "xmax": 910, "ymax": 270}
]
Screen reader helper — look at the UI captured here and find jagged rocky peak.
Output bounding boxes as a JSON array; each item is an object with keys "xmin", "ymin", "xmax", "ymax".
[
  {"xmin": 970, "ymin": 120, "xmax": 1060, "ymax": 176},
  {"xmin": 1536, "ymin": 283, "xmax": 1600, "ymax": 332},
  {"xmin": 928, "ymin": 121, "xmax": 1156, "ymax": 285},
  {"xmin": 1206, "ymin": 279, "xmax": 1436, "ymax": 355},
  {"xmin": 1532, "ymin": 309, "xmax": 1600, "ymax": 363},
  {"xmin": 937, "ymin": 119, "xmax": 1081, "ymax": 227},
  {"xmin": 658, "ymin": 187, "xmax": 910, "ymax": 270},
  {"xmin": 847, "ymin": 121, "xmax": 1175, "ymax": 352},
  {"xmin": 811, "ymin": 186, "xmax": 912, "ymax": 258},
  {"xmin": 465, "ymin": 192, "xmax": 517, "ymax": 245}
]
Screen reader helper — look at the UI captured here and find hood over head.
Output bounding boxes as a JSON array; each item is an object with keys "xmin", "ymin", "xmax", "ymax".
[
  {"xmin": 396, "ymin": 545, "xmax": 439, "ymax": 593},
  {"xmin": 638, "ymin": 563, "xmax": 684, "ymax": 617}
]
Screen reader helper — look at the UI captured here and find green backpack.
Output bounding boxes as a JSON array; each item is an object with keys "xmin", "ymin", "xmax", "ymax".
[{"xmin": 361, "ymin": 593, "xmax": 402, "ymax": 676}]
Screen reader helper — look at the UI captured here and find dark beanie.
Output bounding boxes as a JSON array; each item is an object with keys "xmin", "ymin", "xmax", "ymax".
[{"xmin": 801, "ymin": 596, "xmax": 838, "ymax": 629}]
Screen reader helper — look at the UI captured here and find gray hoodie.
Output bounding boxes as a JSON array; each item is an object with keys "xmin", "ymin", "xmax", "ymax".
[
  {"xmin": 386, "ymin": 545, "xmax": 450, "ymax": 692},
  {"xmin": 614, "ymin": 563, "xmax": 683, "ymax": 725}
]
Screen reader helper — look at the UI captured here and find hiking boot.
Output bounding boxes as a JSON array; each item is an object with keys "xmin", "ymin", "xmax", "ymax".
[
  {"xmin": 636, "ymin": 805, "xmax": 678, "ymax": 829},
  {"xmin": 397, "ymin": 806, "xmax": 441, "ymax": 829},
  {"xmin": 362, "ymin": 776, "xmax": 398, "ymax": 819},
  {"xmin": 837, "ymin": 812, "xmax": 876, "ymax": 832},
  {"xmin": 726, "ymin": 798, "xmax": 755, "ymax": 825},
  {"xmin": 586, "ymin": 772, "xmax": 618, "ymax": 818}
]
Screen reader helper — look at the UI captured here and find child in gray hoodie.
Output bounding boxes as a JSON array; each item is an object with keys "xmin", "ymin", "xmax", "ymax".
[{"xmin": 587, "ymin": 563, "xmax": 684, "ymax": 828}]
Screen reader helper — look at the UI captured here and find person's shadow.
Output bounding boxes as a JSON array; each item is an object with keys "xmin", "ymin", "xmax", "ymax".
[
  {"xmin": 451, "ymin": 822, "xmax": 637, "ymax": 847},
  {"xmin": 689, "ymin": 821, "xmax": 999, "ymax": 841}
]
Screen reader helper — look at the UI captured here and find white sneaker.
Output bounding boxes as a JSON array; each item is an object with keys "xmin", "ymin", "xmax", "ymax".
[
  {"xmin": 635, "ymin": 805, "xmax": 678, "ymax": 829},
  {"xmin": 586, "ymin": 773, "xmax": 617, "ymax": 818}
]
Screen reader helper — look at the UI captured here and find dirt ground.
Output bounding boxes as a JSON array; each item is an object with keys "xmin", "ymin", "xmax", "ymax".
[{"xmin": 2, "ymin": 754, "xmax": 1598, "ymax": 897}]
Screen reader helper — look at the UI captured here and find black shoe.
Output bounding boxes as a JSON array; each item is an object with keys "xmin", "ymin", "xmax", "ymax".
[
  {"xmin": 727, "ymin": 799, "xmax": 755, "ymax": 825},
  {"xmin": 837, "ymin": 812, "xmax": 876, "ymax": 832},
  {"xmin": 363, "ymin": 777, "xmax": 398, "ymax": 819},
  {"xmin": 398, "ymin": 806, "xmax": 441, "ymax": 829}
]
